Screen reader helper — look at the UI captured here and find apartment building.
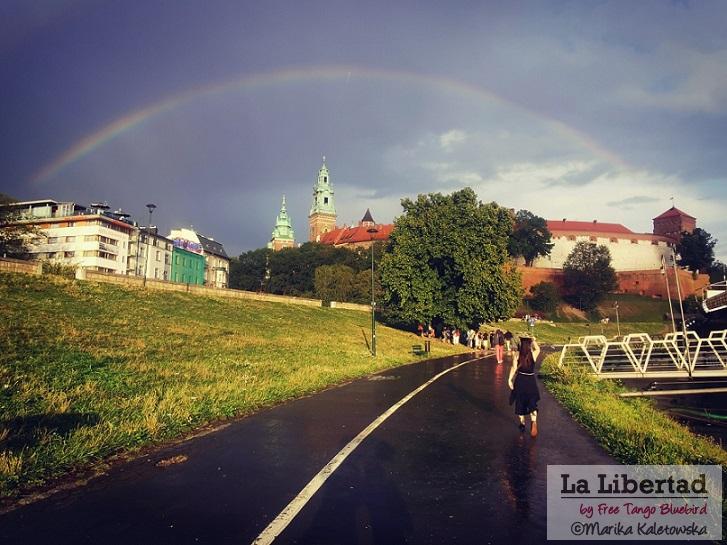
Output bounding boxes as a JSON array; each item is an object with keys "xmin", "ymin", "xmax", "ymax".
[{"xmin": 5, "ymin": 200, "xmax": 133, "ymax": 274}]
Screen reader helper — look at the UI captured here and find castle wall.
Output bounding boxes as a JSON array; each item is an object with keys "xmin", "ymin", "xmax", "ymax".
[
  {"xmin": 518, "ymin": 266, "xmax": 709, "ymax": 300},
  {"xmin": 531, "ymin": 235, "xmax": 672, "ymax": 271}
]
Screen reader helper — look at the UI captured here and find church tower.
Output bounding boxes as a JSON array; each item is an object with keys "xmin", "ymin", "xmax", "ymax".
[
  {"xmin": 268, "ymin": 195, "xmax": 295, "ymax": 251},
  {"xmin": 308, "ymin": 157, "xmax": 337, "ymax": 242}
]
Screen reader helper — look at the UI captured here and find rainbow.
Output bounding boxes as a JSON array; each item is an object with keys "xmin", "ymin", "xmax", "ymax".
[{"xmin": 31, "ymin": 65, "xmax": 628, "ymax": 184}]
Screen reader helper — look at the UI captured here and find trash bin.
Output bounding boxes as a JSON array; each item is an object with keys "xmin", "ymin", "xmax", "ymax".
[{"xmin": 424, "ymin": 340, "xmax": 431, "ymax": 353}]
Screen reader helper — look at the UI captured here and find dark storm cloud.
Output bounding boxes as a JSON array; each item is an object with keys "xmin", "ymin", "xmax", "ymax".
[{"xmin": 1, "ymin": 0, "xmax": 726, "ymax": 258}]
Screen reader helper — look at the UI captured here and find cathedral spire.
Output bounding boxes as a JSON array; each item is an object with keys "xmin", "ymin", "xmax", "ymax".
[
  {"xmin": 308, "ymin": 157, "xmax": 338, "ymax": 241},
  {"xmin": 268, "ymin": 195, "xmax": 295, "ymax": 251}
]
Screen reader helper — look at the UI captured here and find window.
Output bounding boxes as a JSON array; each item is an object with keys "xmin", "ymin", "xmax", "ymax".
[
  {"xmin": 610, "ymin": 238, "xmax": 618, "ymax": 243},
  {"xmin": 85, "ymin": 235, "xmax": 97, "ymax": 242},
  {"xmin": 324, "ymin": 197, "xmax": 328, "ymax": 204},
  {"xmin": 64, "ymin": 251, "xmax": 75, "ymax": 258},
  {"xmin": 47, "ymin": 237, "xmax": 58, "ymax": 244},
  {"xmin": 156, "ymin": 250, "xmax": 161, "ymax": 261},
  {"xmin": 589, "ymin": 236, "xmax": 597, "ymax": 242},
  {"xmin": 651, "ymin": 240, "xmax": 658, "ymax": 245},
  {"xmin": 631, "ymin": 239, "xmax": 638, "ymax": 244},
  {"xmin": 324, "ymin": 176, "xmax": 327, "ymax": 183},
  {"xmin": 567, "ymin": 235, "xmax": 576, "ymax": 241},
  {"xmin": 83, "ymin": 250, "xmax": 97, "ymax": 257},
  {"xmin": 65, "ymin": 236, "xmax": 76, "ymax": 242}
]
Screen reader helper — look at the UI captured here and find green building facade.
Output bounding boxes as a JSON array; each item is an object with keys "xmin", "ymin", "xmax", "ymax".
[{"xmin": 170, "ymin": 246, "xmax": 205, "ymax": 285}]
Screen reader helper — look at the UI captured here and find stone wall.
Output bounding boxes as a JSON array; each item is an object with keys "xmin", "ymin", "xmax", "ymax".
[
  {"xmin": 0, "ymin": 257, "xmax": 42, "ymax": 275},
  {"xmin": 519, "ymin": 265, "xmax": 709, "ymax": 299}
]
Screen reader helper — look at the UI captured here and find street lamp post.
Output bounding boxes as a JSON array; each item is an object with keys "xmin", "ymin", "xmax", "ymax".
[
  {"xmin": 143, "ymin": 203, "xmax": 156, "ymax": 286},
  {"xmin": 367, "ymin": 226, "xmax": 378, "ymax": 356}
]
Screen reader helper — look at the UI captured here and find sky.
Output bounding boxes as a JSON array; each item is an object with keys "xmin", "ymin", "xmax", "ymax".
[{"xmin": 1, "ymin": 0, "xmax": 726, "ymax": 260}]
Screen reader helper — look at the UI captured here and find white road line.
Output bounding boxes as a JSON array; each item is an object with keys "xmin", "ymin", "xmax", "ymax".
[{"xmin": 251, "ymin": 356, "xmax": 481, "ymax": 545}]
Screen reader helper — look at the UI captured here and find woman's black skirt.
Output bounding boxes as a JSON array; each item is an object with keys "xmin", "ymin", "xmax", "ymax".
[{"xmin": 513, "ymin": 373, "xmax": 540, "ymax": 415}]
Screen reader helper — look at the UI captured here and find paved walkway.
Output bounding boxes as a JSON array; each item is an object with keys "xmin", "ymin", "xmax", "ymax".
[{"xmin": 1, "ymin": 351, "xmax": 616, "ymax": 545}]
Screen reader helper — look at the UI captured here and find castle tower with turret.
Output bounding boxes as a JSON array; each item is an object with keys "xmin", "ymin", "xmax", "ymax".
[
  {"xmin": 268, "ymin": 195, "xmax": 295, "ymax": 251},
  {"xmin": 308, "ymin": 157, "xmax": 337, "ymax": 242}
]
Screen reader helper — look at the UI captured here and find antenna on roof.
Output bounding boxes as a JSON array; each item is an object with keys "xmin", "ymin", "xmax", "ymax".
[{"xmin": 670, "ymin": 196, "xmax": 675, "ymax": 208}]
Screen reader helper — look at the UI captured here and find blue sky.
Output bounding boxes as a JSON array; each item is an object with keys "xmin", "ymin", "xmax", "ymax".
[{"xmin": 1, "ymin": 0, "xmax": 726, "ymax": 260}]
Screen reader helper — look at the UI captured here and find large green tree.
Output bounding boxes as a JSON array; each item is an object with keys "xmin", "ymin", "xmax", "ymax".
[
  {"xmin": 562, "ymin": 242, "xmax": 617, "ymax": 311},
  {"xmin": 676, "ymin": 228, "xmax": 716, "ymax": 273},
  {"xmin": 379, "ymin": 188, "xmax": 522, "ymax": 329},
  {"xmin": 508, "ymin": 209, "xmax": 554, "ymax": 266}
]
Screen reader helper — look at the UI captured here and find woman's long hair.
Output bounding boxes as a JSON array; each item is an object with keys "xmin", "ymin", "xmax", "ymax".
[{"xmin": 517, "ymin": 337, "xmax": 535, "ymax": 372}]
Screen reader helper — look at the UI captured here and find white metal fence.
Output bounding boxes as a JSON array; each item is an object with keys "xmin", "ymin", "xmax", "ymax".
[{"xmin": 558, "ymin": 330, "xmax": 727, "ymax": 378}]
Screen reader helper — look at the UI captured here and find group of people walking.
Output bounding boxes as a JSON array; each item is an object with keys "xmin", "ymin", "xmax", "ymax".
[{"xmin": 417, "ymin": 322, "xmax": 541, "ymax": 437}]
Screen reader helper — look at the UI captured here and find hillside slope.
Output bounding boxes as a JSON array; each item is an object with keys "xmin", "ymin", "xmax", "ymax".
[{"xmin": 0, "ymin": 272, "xmax": 463, "ymax": 499}]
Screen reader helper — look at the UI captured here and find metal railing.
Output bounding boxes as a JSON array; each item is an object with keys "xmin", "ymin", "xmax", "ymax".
[{"xmin": 558, "ymin": 330, "xmax": 727, "ymax": 378}]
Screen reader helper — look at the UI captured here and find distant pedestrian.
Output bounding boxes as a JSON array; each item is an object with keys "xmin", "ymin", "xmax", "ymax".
[
  {"xmin": 453, "ymin": 328, "xmax": 461, "ymax": 345},
  {"xmin": 495, "ymin": 329, "xmax": 505, "ymax": 364},
  {"xmin": 504, "ymin": 331, "xmax": 513, "ymax": 354},
  {"xmin": 417, "ymin": 323, "xmax": 424, "ymax": 337},
  {"xmin": 428, "ymin": 324, "xmax": 435, "ymax": 338},
  {"xmin": 508, "ymin": 336, "xmax": 541, "ymax": 437},
  {"xmin": 527, "ymin": 315, "xmax": 536, "ymax": 336},
  {"xmin": 488, "ymin": 331, "xmax": 495, "ymax": 350},
  {"xmin": 466, "ymin": 328, "xmax": 476, "ymax": 348},
  {"xmin": 474, "ymin": 332, "xmax": 482, "ymax": 351}
]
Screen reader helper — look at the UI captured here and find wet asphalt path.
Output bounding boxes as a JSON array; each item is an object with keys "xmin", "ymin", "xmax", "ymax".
[{"xmin": 1, "ymin": 350, "xmax": 615, "ymax": 545}]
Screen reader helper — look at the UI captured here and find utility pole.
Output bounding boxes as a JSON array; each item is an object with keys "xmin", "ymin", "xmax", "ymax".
[
  {"xmin": 143, "ymin": 203, "xmax": 156, "ymax": 287},
  {"xmin": 367, "ymin": 227, "xmax": 379, "ymax": 356}
]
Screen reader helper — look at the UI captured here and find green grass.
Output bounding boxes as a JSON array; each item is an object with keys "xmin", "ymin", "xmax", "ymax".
[
  {"xmin": 0, "ymin": 272, "xmax": 466, "ymax": 499},
  {"xmin": 486, "ymin": 320, "xmax": 668, "ymax": 345},
  {"xmin": 540, "ymin": 353, "xmax": 727, "ymax": 536},
  {"xmin": 540, "ymin": 353, "xmax": 727, "ymax": 465},
  {"xmin": 526, "ymin": 293, "xmax": 674, "ymax": 323}
]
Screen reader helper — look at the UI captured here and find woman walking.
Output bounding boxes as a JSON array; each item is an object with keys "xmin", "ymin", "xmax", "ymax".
[
  {"xmin": 494, "ymin": 329, "xmax": 505, "ymax": 364},
  {"xmin": 508, "ymin": 336, "xmax": 541, "ymax": 437}
]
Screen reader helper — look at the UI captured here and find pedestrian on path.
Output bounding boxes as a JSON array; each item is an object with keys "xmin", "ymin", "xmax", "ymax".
[
  {"xmin": 508, "ymin": 336, "xmax": 541, "ymax": 437},
  {"xmin": 504, "ymin": 330, "xmax": 513, "ymax": 354},
  {"xmin": 494, "ymin": 329, "xmax": 505, "ymax": 364}
]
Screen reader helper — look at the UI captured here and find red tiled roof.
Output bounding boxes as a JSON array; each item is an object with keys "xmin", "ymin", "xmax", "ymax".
[
  {"xmin": 547, "ymin": 220, "xmax": 633, "ymax": 235},
  {"xmin": 653, "ymin": 206, "xmax": 696, "ymax": 221},
  {"xmin": 319, "ymin": 223, "xmax": 394, "ymax": 245}
]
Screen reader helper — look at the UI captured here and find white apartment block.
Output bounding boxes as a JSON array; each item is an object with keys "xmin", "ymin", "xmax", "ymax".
[
  {"xmin": 10, "ymin": 200, "xmax": 133, "ymax": 274},
  {"xmin": 128, "ymin": 229, "xmax": 173, "ymax": 281}
]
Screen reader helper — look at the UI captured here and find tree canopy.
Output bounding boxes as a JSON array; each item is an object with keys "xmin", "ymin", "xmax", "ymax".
[
  {"xmin": 0, "ymin": 194, "xmax": 39, "ymax": 259},
  {"xmin": 527, "ymin": 281, "xmax": 560, "ymax": 313},
  {"xmin": 229, "ymin": 242, "xmax": 382, "ymax": 300},
  {"xmin": 379, "ymin": 188, "xmax": 522, "ymax": 329},
  {"xmin": 562, "ymin": 241, "xmax": 617, "ymax": 312},
  {"xmin": 507, "ymin": 209, "xmax": 553, "ymax": 266},
  {"xmin": 676, "ymin": 228, "xmax": 716, "ymax": 273}
]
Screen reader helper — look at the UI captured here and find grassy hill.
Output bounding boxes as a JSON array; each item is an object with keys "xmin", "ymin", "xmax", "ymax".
[
  {"xmin": 0, "ymin": 272, "xmax": 465, "ymax": 500},
  {"xmin": 527, "ymin": 293, "xmax": 674, "ymax": 323}
]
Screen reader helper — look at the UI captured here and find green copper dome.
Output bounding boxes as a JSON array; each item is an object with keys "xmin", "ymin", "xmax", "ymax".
[
  {"xmin": 270, "ymin": 195, "xmax": 295, "ymax": 242},
  {"xmin": 309, "ymin": 157, "xmax": 336, "ymax": 216}
]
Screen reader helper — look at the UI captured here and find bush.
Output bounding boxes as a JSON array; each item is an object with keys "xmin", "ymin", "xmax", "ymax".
[
  {"xmin": 42, "ymin": 261, "xmax": 76, "ymax": 279},
  {"xmin": 527, "ymin": 281, "xmax": 559, "ymax": 313}
]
